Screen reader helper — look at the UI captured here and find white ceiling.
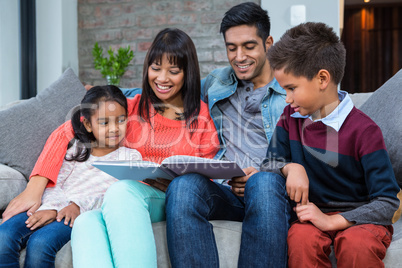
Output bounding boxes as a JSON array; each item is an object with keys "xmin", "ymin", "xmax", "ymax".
[{"xmin": 345, "ymin": 0, "xmax": 402, "ymax": 5}]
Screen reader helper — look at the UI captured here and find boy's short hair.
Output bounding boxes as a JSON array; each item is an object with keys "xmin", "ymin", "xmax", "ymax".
[
  {"xmin": 220, "ymin": 2, "xmax": 271, "ymax": 49},
  {"xmin": 267, "ymin": 22, "xmax": 346, "ymax": 85}
]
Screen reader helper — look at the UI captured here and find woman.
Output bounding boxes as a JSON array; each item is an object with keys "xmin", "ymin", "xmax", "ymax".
[{"xmin": 3, "ymin": 28, "xmax": 219, "ymax": 267}]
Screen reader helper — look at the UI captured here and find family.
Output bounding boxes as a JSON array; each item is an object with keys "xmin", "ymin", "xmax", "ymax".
[{"xmin": 0, "ymin": 2, "xmax": 400, "ymax": 268}]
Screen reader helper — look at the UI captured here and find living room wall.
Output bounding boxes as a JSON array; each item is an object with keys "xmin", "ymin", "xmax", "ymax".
[
  {"xmin": 0, "ymin": 0, "xmax": 20, "ymax": 106},
  {"xmin": 77, "ymin": 0, "xmax": 259, "ymax": 88}
]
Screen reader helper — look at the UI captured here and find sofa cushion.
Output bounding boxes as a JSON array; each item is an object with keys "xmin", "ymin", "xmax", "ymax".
[
  {"xmin": 0, "ymin": 164, "xmax": 26, "ymax": 210},
  {"xmin": 0, "ymin": 68, "xmax": 86, "ymax": 180},
  {"xmin": 360, "ymin": 69, "xmax": 402, "ymax": 187},
  {"xmin": 383, "ymin": 216, "xmax": 402, "ymax": 266},
  {"xmin": 349, "ymin": 92, "xmax": 373, "ymax": 109}
]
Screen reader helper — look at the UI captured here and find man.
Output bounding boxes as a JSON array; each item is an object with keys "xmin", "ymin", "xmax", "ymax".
[{"xmin": 164, "ymin": 2, "xmax": 305, "ymax": 267}]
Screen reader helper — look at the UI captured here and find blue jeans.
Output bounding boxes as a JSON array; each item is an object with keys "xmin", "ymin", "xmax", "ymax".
[
  {"xmin": 165, "ymin": 172, "xmax": 291, "ymax": 268},
  {"xmin": 0, "ymin": 212, "xmax": 71, "ymax": 268}
]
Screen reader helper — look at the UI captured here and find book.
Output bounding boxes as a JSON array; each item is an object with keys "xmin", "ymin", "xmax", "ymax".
[{"xmin": 93, "ymin": 155, "xmax": 246, "ymax": 181}]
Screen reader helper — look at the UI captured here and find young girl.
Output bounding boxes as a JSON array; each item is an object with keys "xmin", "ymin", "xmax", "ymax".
[
  {"xmin": 0, "ymin": 85, "xmax": 141, "ymax": 268},
  {"xmin": 2, "ymin": 28, "xmax": 219, "ymax": 267}
]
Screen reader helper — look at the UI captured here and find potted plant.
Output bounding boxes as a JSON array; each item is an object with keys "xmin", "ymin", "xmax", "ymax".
[{"xmin": 92, "ymin": 42, "xmax": 134, "ymax": 86}]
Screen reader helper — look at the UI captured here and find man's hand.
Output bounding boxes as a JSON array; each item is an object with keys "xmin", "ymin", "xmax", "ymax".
[
  {"xmin": 25, "ymin": 210, "xmax": 57, "ymax": 230},
  {"xmin": 143, "ymin": 178, "xmax": 171, "ymax": 192},
  {"xmin": 57, "ymin": 202, "xmax": 80, "ymax": 227},
  {"xmin": 228, "ymin": 166, "xmax": 258, "ymax": 197},
  {"xmin": 294, "ymin": 202, "xmax": 354, "ymax": 231},
  {"xmin": 281, "ymin": 163, "xmax": 309, "ymax": 205},
  {"xmin": 2, "ymin": 176, "xmax": 48, "ymax": 223}
]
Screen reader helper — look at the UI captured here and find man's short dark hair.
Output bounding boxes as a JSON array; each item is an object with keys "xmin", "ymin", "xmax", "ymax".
[
  {"xmin": 267, "ymin": 22, "xmax": 346, "ymax": 85},
  {"xmin": 220, "ymin": 2, "xmax": 271, "ymax": 47}
]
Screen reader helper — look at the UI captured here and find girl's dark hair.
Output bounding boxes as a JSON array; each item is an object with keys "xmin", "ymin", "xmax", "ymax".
[
  {"xmin": 66, "ymin": 85, "xmax": 128, "ymax": 162},
  {"xmin": 138, "ymin": 28, "xmax": 201, "ymax": 130},
  {"xmin": 220, "ymin": 2, "xmax": 271, "ymax": 51}
]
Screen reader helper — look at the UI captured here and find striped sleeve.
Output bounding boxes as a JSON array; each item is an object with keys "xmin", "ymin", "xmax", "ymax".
[{"xmin": 340, "ymin": 124, "xmax": 400, "ymax": 225}]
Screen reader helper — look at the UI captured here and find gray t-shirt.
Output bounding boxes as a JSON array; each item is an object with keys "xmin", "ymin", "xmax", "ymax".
[{"xmin": 218, "ymin": 80, "xmax": 273, "ymax": 170}]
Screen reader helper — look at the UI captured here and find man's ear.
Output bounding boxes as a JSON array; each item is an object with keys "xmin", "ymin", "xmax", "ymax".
[
  {"xmin": 265, "ymin": 35, "xmax": 274, "ymax": 51},
  {"xmin": 317, "ymin": 69, "xmax": 331, "ymax": 90},
  {"xmin": 83, "ymin": 118, "xmax": 92, "ymax": 133}
]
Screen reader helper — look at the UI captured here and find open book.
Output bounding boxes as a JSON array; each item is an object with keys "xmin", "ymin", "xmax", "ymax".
[{"xmin": 93, "ymin": 155, "xmax": 246, "ymax": 181}]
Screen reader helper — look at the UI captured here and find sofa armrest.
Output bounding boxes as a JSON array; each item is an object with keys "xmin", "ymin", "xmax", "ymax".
[{"xmin": 0, "ymin": 164, "xmax": 27, "ymax": 211}]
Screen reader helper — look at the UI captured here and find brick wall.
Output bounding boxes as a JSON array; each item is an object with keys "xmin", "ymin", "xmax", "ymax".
[{"xmin": 78, "ymin": 0, "xmax": 260, "ymax": 88}]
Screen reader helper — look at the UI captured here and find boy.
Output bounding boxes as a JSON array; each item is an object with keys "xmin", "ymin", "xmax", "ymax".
[{"xmin": 264, "ymin": 22, "xmax": 401, "ymax": 267}]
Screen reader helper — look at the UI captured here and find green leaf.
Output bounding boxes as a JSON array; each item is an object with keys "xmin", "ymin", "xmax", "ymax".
[{"xmin": 92, "ymin": 42, "xmax": 135, "ymax": 82}]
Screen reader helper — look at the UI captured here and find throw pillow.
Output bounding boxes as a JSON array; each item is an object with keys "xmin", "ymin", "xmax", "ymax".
[
  {"xmin": 360, "ymin": 69, "xmax": 402, "ymax": 188},
  {"xmin": 0, "ymin": 68, "xmax": 86, "ymax": 179}
]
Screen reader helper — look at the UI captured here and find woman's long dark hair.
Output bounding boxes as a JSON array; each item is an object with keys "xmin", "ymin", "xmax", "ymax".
[
  {"xmin": 66, "ymin": 85, "xmax": 128, "ymax": 162},
  {"xmin": 138, "ymin": 28, "xmax": 201, "ymax": 130}
]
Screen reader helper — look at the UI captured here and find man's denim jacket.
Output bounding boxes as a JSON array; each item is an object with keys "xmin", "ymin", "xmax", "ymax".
[
  {"xmin": 201, "ymin": 66, "xmax": 287, "ymax": 159},
  {"xmin": 121, "ymin": 66, "xmax": 287, "ymax": 160}
]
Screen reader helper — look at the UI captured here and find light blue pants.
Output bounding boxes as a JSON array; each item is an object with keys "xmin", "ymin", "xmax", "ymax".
[{"xmin": 71, "ymin": 180, "xmax": 166, "ymax": 268}]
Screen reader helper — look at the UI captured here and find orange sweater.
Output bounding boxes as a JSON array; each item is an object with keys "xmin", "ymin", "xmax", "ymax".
[{"xmin": 31, "ymin": 95, "xmax": 220, "ymax": 187}]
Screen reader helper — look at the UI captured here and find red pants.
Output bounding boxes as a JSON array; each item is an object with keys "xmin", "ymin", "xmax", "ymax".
[{"xmin": 288, "ymin": 221, "xmax": 393, "ymax": 268}]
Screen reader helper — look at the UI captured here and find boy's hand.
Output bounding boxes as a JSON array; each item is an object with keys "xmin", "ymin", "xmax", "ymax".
[
  {"xmin": 57, "ymin": 202, "xmax": 81, "ymax": 227},
  {"xmin": 2, "ymin": 176, "xmax": 48, "ymax": 223},
  {"xmin": 25, "ymin": 210, "xmax": 57, "ymax": 230},
  {"xmin": 281, "ymin": 163, "xmax": 309, "ymax": 205},
  {"xmin": 294, "ymin": 202, "xmax": 327, "ymax": 229},
  {"xmin": 228, "ymin": 166, "xmax": 258, "ymax": 197},
  {"xmin": 295, "ymin": 202, "xmax": 354, "ymax": 231}
]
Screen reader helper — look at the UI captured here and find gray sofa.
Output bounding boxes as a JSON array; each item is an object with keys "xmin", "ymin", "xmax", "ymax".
[{"xmin": 1, "ymin": 68, "xmax": 402, "ymax": 267}]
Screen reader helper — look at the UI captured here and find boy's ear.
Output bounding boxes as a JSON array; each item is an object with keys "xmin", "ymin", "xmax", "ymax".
[
  {"xmin": 317, "ymin": 69, "xmax": 331, "ymax": 90},
  {"xmin": 83, "ymin": 119, "xmax": 92, "ymax": 133}
]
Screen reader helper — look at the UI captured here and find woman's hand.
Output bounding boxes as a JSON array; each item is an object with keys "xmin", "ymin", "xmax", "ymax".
[
  {"xmin": 2, "ymin": 176, "xmax": 49, "ymax": 223},
  {"xmin": 228, "ymin": 166, "xmax": 258, "ymax": 197},
  {"xmin": 57, "ymin": 202, "xmax": 80, "ymax": 227},
  {"xmin": 25, "ymin": 210, "xmax": 57, "ymax": 230}
]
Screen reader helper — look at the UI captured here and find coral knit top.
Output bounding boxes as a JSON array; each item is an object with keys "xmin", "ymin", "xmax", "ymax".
[{"xmin": 31, "ymin": 95, "xmax": 220, "ymax": 187}]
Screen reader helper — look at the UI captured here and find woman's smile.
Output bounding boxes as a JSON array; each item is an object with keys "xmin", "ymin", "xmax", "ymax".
[{"xmin": 155, "ymin": 83, "xmax": 172, "ymax": 93}]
